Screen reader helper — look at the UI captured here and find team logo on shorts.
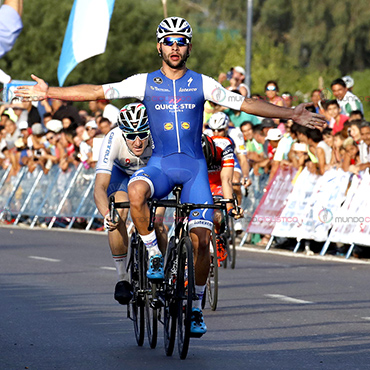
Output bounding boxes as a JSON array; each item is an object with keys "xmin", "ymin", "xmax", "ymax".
[
  {"xmin": 181, "ymin": 122, "xmax": 190, "ymax": 130},
  {"xmin": 192, "ymin": 211, "xmax": 200, "ymax": 217},
  {"xmin": 164, "ymin": 122, "xmax": 174, "ymax": 130},
  {"xmin": 153, "ymin": 77, "xmax": 163, "ymax": 84}
]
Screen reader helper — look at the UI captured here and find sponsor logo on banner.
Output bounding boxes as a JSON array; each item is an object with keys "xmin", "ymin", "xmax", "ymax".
[
  {"xmin": 181, "ymin": 122, "xmax": 190, "ymax": 130},
  {"xmin": 318, "ymin": 207, "xmax": 333, "ymax": 223},
  {"xmin": 164, "ymin": 122, "xmax": 174, "ymax": 131}
]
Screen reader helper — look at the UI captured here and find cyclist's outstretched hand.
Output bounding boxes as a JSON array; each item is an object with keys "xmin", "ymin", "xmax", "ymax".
[
  {"xmin": 15, "ymin": 74, "xmax": 49, "ymax": 102},
  {"xmin": 292, "ymin": 102, "xmax": 326, "ymax": 129}
]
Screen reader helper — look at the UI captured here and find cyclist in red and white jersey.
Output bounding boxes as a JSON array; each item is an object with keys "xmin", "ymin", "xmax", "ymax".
[{"xmin": 202, "ymin": 134, "xmax": 243, "ymax": 262}]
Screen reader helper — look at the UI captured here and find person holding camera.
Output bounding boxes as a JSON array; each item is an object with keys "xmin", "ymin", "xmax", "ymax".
[{"xmin": 218, "ymin": 66, "xmax": 250, "ymax": 98}]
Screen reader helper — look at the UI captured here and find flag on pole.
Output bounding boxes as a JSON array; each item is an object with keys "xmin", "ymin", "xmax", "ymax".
[{"xmin": 58, "ymin": 0, "xmax": 115, "ymax": 86}]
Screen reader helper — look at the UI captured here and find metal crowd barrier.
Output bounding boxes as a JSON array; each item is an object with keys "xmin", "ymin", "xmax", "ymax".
[{"xmin": 0, "ymin": 163, "xmax": 102, "ymax": 230}]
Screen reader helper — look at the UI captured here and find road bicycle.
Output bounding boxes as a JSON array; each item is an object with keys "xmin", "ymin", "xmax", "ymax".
[
  {"xmin": 148, "ymin": 186, "xmax": 223, "ymax": 359},
  {"xmin": 109, "ymin": 196, "xmax": 159, "ymax": 349}
]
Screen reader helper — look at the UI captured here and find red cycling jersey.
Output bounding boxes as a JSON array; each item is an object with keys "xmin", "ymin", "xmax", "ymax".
[{"xmin": 208, "ymin": 136, "xmax": 235, "ymax": 196}]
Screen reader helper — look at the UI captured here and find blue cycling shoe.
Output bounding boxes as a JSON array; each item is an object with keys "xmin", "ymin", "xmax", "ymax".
[
  {"xmin": 190, "ymin": 308, "xmax": 207, "ymax": 337},
  {"xmin": 147, "ymin": 254, "xmax": 164, "ymax": 280}
]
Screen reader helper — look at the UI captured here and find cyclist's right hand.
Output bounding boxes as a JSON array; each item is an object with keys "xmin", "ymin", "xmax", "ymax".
[
  {"xmin": 15, "ymin": 74, "xmax": 49, "ymax": 102},
  {"xmin": 104, "ymin": 209, "xmax": 119, "ymax": 231}
]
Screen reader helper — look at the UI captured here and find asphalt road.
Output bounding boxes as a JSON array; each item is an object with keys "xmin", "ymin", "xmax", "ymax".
[{"xmin": 1, "ymin": 226, "xmax": 370, "ymax": 370}]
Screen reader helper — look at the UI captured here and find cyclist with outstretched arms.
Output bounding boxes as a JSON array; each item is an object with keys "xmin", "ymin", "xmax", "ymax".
[
  {"xmin": 16, "ymin": 17, "xmax": 325, "ymax": 336},
  {"xmin": 94, "ymin": 102, "xmax": 167, "ymax": 305}
]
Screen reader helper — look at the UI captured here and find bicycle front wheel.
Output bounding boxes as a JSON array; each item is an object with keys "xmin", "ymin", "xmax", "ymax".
[
  {"xmin": 177, "ymin": 236, "xmax": 194, "ymax": 360},
  {"xmin": 130, "ymin": 238, "xmax": 145, "ymax": 346},
  {"xmin": 163, "ymin": 236, "xmax": 177, "ymax": 356},
  {"xmin": 145, "ymin": 279, "xmax": 158, "ymax": 349},
  {"xmin": 206, "ymin": 227, "xmax": 218, "ymax": 311},
  {"xmin": 228, "ymin": 217, "xmax": 236, "ymax": 269}
]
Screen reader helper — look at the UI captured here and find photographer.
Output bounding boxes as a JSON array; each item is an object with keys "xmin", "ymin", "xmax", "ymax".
[{"xmin": 218, "ymin": 66, "xmax": 250, "ymax": 97}]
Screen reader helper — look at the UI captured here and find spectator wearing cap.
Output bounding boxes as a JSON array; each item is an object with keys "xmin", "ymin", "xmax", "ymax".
[
  {"xmin": 330, "ymin": 78, "xmax": 363, "ymax": 117},
  {"xmin": 85, "ymin": 120, "xmax": 98, "ymax": 138},
  {"xmin": 266, "ymin": 128, "xmax": 284, "ymax": 183},
  {"xmin": 97, "ymin": 99, "xmax": 119, "ymax": 126},
  {"xmin": 342, "ymin": 75, "xmax": 354, "ymax": 92},
  {"xmin": 218, "ymin": 66, "xmax": 250, "ymax": 97},
  {"xmin": 43, "ymin": 128, "xmax": 65, "ymax": 167},
  {"xmin": 46, "ymin": 119, "xmax": 63, "ymax": 134}
]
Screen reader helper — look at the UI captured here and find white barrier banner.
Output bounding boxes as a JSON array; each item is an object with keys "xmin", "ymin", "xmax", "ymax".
[
  {"xmin": 328, "ymin": 170, "xmax": 370, "ymax": 246},
  {"xmin": 296, "ymin": 169, "xmax": 350, "ymax": 242},
  {"xmin": 272, "ymin": 168, "xmax": 319, "ymax": 238}
]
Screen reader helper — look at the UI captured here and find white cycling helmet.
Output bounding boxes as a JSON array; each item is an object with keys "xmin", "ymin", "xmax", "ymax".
[
  {"xmin": 156, "ymin": 17, "xmax": 192, "ymax": 42},
  {"xmin": 117, "ymin": 103, "xmax": 149, "ymax": 133},
  {"xmin": 342, "ymin": 75, "xmax": 354, "ymax": 89},
  {"xmin": 208, "ymin": 112, "xmax": 229, "ymax": 130}
]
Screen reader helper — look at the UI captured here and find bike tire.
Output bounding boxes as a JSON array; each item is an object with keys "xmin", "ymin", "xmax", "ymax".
[
  {"xmin": 206, "ymin": 228, "xmax": 218, "ymax": 311},
  {"xmin": 130, "ymin": 237, "xmax": 145, "ymax": 346},
  {"xmin": 177, "ymin": 236, "xmax": 194, "ymax": 360},
  {"xmin": 163, "ymin": 236, "xmax": 177, "ymax": 356},
  {"xmin": 145, "ymin": 251, "xmax": 158, "ymax": 349},
  {"xmin": 229, "ymin": 217, "xmax": 236, "ymax": 269}
]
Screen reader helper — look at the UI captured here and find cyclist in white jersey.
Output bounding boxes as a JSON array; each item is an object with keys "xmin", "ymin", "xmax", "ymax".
[
  {"xmin": 15, "ymin": 17, "xmax": 325, "ymax": 336},
  {"xmin": 94, "ymin": 102, "xmax": 166, "ymax": 305}
]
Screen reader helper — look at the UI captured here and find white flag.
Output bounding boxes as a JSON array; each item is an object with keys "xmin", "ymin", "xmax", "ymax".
[{"xmin": 58, "ymin": 0, "xmax": 115, "ymax": 86}]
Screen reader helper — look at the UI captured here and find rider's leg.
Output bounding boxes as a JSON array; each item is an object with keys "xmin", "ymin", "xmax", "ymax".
[
  {"xmin": 108, "ymin": 190, "xmax": 129, "ymax": 281},
  {"xmin": 107, "ymin": 190, "xmax": 133, "ymax": 304},
  {"xmin": 128, "ymin": 179, "xmax": 164, "ymax": 279},
  {"xmin": 154, "ymin": 207, "xmax": 168, "ymax": 255}
]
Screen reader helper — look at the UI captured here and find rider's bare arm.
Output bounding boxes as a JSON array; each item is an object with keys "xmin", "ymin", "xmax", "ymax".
[{"xmin": 15, "ymin": 74, "xmax": 105, "ymax": 102}]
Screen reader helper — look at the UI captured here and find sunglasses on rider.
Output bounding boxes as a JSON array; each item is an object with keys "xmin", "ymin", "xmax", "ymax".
[
  {"xmin": 123, "ymin": 131, "xmax": 150, "ymax": 141},
  {"xmin": 161, "ymin": 36, "xmax": 189, "ymax": 47}
]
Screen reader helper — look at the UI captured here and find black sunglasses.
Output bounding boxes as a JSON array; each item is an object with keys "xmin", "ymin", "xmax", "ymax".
[{"xmin": 123, "ymin": 131, "xmax": 150, "ymax": 141}]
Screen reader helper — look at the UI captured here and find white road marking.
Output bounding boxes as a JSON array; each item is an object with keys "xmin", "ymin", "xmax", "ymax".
[
  {"xmin": 361, "ymin": 317, "xmax": 370, "ymax": 321},
  {"xmin": 100, "ymin": 266, "xmax": 115, "ymax": 271},
  {"xmin": 29, "ymin": 256, "xmax": 60, "ymax": 262},
  {"xmin": 265, "ymin": 294, "xmax": 313, "ymax": 304}
]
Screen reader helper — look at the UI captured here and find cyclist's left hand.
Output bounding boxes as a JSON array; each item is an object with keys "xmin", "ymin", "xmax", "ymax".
[{"xmin": 229, "ymin": 207, "xmax": 244, "ymax": 220}]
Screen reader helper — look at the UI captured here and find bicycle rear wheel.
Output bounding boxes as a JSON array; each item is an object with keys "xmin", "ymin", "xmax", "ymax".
[
  {"xmin": 228, "ymin": 217, "xmax": 236, "ymax": 269},
  {"xmin": 177, "ymin": 236, "xmax": 194, "ymax": 360},
  {"xmin": 163, "ymin": 236, "xmax": 177, "ymax": 356},
  {"xmin": 206, "ymin": 228, "xmax": 218, "ymax": 311},
  {"xmin": 129, "ymin": 237, "xmax": 145, "ymax": 346}
]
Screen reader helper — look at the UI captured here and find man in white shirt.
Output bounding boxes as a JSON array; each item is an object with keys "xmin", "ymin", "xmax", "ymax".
[{"xmin": 331, "ymin": 78, "xmax": 363, "ymax": 117}]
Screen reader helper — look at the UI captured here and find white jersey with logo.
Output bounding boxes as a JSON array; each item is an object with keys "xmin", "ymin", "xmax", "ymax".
[{"xmin": 96, "ymin": 127, "xmax": 152, "ymax": 176}]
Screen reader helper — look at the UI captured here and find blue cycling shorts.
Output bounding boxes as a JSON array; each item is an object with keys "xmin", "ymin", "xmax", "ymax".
[
  {"xmin": 129, "ymin": 153, "xmax": 214, "ymax": 231},
  {"xmin": 107, "ymin": 165, "xmax": 130, "ymax": 196}
]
